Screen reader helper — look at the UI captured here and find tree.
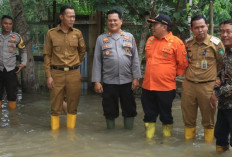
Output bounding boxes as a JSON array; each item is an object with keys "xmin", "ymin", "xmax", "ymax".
[{"xmin": 9, "ymin": 0, "xmax": 38, "ymax": 91}]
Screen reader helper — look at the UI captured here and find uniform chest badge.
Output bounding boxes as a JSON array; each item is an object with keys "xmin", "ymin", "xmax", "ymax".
[
  {"xmin": 105, "ymin": 50, "xmax": 110, "ymax": 56},
  {"xmin": 103, "ymin": 38, "xmax": 109, "ymax": 42},
  {"xmin": 9, "ymin": 47, "xmax": 14, "ymax": 52},
  {"xmin": 164, "ymin": 53, "xmax": 168, "ymax": 57},
  {"xmin": 11, "ymin": 35, "xmax": 16, "ymax": 41},
  {"xmin": 125, "ymin": 43, "xmax": 131, "ymax": 47},
  {"xmin": 103, "ymin": 45, "xmax": 109, "ymax": 49},
  {"xmin": 124, "ymin": 36, "xmax": 130, "ymax": 40},
  {"xmin": 125, "ymin": 48, "xmax": 130, "ymax": 53}
]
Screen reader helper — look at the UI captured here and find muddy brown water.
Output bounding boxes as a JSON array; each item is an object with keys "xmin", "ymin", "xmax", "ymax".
[{"xmin": 0, "ymin": 92, "xmax": 231, "ymax": 157}]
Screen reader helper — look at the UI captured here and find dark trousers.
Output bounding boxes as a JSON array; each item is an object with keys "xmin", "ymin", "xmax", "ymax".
[
  {"xmin": 214, "ymin": 109, "xmax": 232, "ymax": 147},
  {"xmin": 141, "ymin": 88, "xmax": 176, "ymax": 124},
  {"xmin": 0, "ymin": 68, "xmax": 18, "ymax": 101},
  {"xmin": 102, "ymin": 83, "xmax": 137, "ymax": 119}
]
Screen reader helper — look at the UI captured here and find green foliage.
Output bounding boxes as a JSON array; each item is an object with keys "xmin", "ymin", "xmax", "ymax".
[
  {"xmin": 0, "ymin": 0, "xmax": 11, "ymax": 16},
  {"xmin": 1, "ymin": 0, "xmax": 232, "ymax": 46},
  {"xmin": 205, "ymin": 0, "xmax": 232, "ymax": 25}
]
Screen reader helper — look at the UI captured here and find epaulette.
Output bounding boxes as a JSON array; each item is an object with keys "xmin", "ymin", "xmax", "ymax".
[
  {"xmin": 184, "ymin": 36, "xmax": 193, "ymax": 47},
  {"xmin": 73, "ymin": 27, "xmax": 81, "ymax": 32},
  {"xmin": 14, "ymin": 32, "xmax": 22, "ymax": 38},
  {"xmin": 210, "ymin": 36, "xmax": 220, "ymax": 45},
  {"xmin": 185, "ymin": 36, "xmax": 193, "ymax": 43},
  {"xmin": 47, "ymin": 28, "xmax": 56, "ymax": 32}
]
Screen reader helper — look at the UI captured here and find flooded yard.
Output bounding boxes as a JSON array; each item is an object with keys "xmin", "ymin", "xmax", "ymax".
[{"xmin": 0, "ymin": 92, "xmax": 231, "ymax": 157}]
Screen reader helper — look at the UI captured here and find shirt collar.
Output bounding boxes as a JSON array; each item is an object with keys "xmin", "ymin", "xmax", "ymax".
[
  {"xmin": 192, "ymin": 34, "xmax": 210, "ymax": 45},
  {"xmin": 107, "ymin": 30, "xmax": 124, "ymax": 36},
  {"xmin": 153, "ymin": 32, "xmax": 173, "ymax": 41},
  {"xmin": 164, "ymin": 32, "xmax": 173, "ymax": 41},
  {"xmin": 56, "ymin": 24, "xmax": 73, "ymax": 32}
]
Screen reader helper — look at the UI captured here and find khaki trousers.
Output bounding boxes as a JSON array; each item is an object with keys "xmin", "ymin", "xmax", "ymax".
[
  {"xmin": 181, "ymin": 80, "xmax": 216, "ymax": 129},
  {"xmin": 50, "ymin": 69, "xmax": 81, "ymax": 116}
]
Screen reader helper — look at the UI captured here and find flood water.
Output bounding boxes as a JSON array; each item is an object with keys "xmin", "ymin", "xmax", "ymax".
[{"xmin": 0, "ymin": 92, "xmax": 231, "ymax": 157}]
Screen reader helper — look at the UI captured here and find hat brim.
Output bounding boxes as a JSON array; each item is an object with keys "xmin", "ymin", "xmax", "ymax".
[{"xmin": 147, "ymin": 19, "xmax": 159, "ymax": 23}]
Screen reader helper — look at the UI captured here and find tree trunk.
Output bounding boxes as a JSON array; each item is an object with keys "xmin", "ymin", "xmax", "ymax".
[
  {"xmin": 9, "ymin": 0, "xmax": 39, "ymax": 92},
  {"xmin": 138, "ymin": 15, "xmax": 150, "ymax": 64},
  {"xmin": 138, "ymin": 0, "xmax": 156, "ymax": 65}
]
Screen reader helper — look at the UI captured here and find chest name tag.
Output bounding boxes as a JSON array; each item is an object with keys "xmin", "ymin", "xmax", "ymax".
[{"xmin": 201, "ymin": 60, "xmax": 207, "ymax": 69}]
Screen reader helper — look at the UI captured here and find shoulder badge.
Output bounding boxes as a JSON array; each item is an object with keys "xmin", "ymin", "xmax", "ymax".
[
  {"xmin": 17, "ymin": 34, "xmax": 25, "ymax": 49},
  {"xmin": 218, "ymin": 48, "xmax": 224, "ymax": 56},
  {"xmin": 210, "ymin": 37, "xmax": 220, "ymax": 45}
]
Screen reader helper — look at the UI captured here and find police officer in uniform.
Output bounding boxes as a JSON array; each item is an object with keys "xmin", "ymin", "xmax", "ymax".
[
  {"xmin": 43, "ymin": 6, "xmax": 86, "ymax": 130},
  {"xmin": 0, "ymin": 15, "xmax": 27, "ymax": 110},
  {"xmin": 92, "ymin": 9, "xmax": 141, "ymax": 130},
  {"xmin": 181, "ymin": 15, "xmax": 224, "ymax": 142}
]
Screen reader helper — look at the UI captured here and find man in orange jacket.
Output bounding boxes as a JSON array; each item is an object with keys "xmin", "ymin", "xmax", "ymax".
[{"xmin": 142, "ymin": 14, "xmax": 188, "ymax": 139}]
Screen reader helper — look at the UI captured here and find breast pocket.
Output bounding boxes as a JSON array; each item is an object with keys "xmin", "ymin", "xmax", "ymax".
[
  {"xmin": 161, "ymin": 47, "xmax": 174, "ymax": 61},
  {"xmin": 205, "ymin": 49, "xmax": 215, "ymax": 59},
  {"xmin": 8, "ymin": 42, "xmax": 16, "ymax": 53},
  {"xmin": 52, "ymin": 40, "xmax": 62, "ymax": 52},
  {"xmin": 70, "ymin": 40, "xmax": 78, "ymax": 51},
  {"xmin": 122, "ymin": 42, "xmax": 132, "ymax": 56},
  {"xmin": 102, "ymin": 44, "xmax": 114, "ymax": 58}
]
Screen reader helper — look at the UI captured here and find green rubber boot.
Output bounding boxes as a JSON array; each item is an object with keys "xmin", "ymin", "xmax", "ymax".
[
  {"xmin": 106, "ymin": 119, "xmax": 115, "ymax": 129},
  {"xmin": 124, "ymin": 117, "xmax": 134, "ymax": 130}
]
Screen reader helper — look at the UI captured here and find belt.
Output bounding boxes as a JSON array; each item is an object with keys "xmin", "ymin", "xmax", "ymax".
[
  {"xmin": 51, "ymin": 65, "xmax": 79, "ymax": 71},
  {"xmin": 186, "ymin": 79, "xmax": 215, "ymax": 84}
]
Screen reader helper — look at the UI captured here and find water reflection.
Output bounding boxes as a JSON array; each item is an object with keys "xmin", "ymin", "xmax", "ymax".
[{"xmin": 0, "ymin": 93, "xmax": 231, "ymax": 157}]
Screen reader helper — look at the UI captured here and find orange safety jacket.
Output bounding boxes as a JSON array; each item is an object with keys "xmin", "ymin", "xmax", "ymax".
[{"xmin": 142, "ymin": 32, "xmax": 188, "ymax": 91}]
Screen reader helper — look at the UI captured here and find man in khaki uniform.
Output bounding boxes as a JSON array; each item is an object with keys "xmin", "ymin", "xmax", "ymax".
[
  {"xmin": 181, "ymin": 15, "xmax": 224, "ymax": 142},
  {"xmin": 43, "ymin": 5, "xmax": 86, "ymax": 130}
]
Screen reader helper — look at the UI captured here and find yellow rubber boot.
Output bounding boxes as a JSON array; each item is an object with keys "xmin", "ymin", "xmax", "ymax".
[
  {"xmin": 163, "ymin": 124, "xmax": 173, "ymax": 137},
  {"xmin": 216, "ymin": 145, "xmax": 229, "ymax": 152},
  {"xmin": 8, "ymin": 101, "xmax": 16, "ymax": 110},
  {"xmin": 51, "ymin": 115, "xmax": 60, "ymax": 130},
  {"xmin": 67, "ymin": 113, "xmax": 77, "ymax": 129},
  {"xmin": 204, "ymin": 128, "xmax": 214, "ymax": 142},
  {"xmin": 185, "ymin": 127, "xmax": 196, "ymax": 140},
  {"xmin": 144, "ymin": 122, "xmax": 156, "ymax": 139}
]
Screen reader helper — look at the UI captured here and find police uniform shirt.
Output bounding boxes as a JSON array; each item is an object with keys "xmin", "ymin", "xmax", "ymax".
[
  {"xmin": 92, "ymin": 30, "xmax": 141, "ymax": 84},
  {"xmin": 185, "ymin": 34, "xmax": 224, "ymax": 82},
  {"xmin": 43, "ymin": 25, "xmax": 86, "ymax": 78},
  {"xmin": 0, "ymin": 32, "xmax": 27, "ymax": 72}
]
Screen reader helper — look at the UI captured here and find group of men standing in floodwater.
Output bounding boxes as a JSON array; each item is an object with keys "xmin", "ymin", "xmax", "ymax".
[{"xmin": 0, "ymin": 5, "xmax": 231, "ymax": 153}]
